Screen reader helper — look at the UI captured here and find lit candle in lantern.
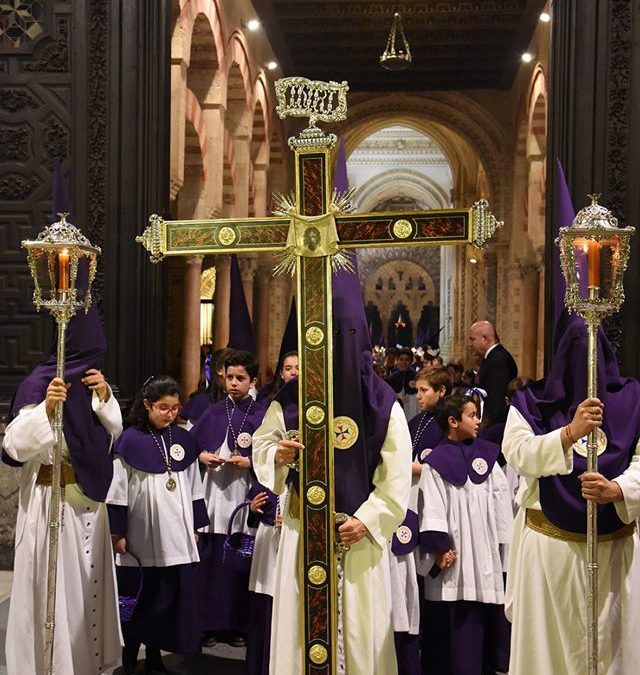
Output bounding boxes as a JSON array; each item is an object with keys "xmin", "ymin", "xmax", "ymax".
[
  {"xmin": 58, "ymin": 249, "xmax": 70, "ymax": 291},
  {"xmin": 587, "ymin": 239, "xmax": 600, "ymax": 288}
]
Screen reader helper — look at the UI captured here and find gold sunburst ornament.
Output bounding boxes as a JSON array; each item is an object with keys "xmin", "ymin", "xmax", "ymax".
[{"xmin": 271, "ymin": 190, "xmax": 356, "ymax": 276}]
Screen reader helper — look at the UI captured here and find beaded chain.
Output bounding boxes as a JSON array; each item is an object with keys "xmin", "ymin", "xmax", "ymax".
[
  {"xmin": 411, "ymin": 412, "xmax": 435, "ymax": 455},
  {"xmin": 225, "ymin": 396, "xmax": 254, "ymax": 454},
  {"xmin": 148, "ymin": 425, "xmax": 177, "ymax": 491}
]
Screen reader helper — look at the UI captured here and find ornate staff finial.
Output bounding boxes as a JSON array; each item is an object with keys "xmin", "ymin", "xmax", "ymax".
[{"xmin": 275, "ymin": 77, "xmax": 349, "ymax": 150}]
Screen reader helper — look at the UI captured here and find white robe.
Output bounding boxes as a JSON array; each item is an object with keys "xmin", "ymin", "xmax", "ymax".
[
  {"xmin": 389, "ymin": 480, "xmax": 420, "ymax": 635},
  {"xmin": 253, "ymin": 400, "xmax": 412, "ymax": 675},
  {"xmin": 503, "ymin": 406, "xmax": 640, "ymax": 675},
  {"xmin": 417, "ymin": 457, "xmax": 512, "ymax": 603},
  {"xmin": 106, "ymin": 449, "xmax": 204, "ymax": 567},
  {"xmin": 201, "ymin": 437, "xmax": 251, "ymax": 536},
  {"xmin": 248, "ymin": 489, "xmax": 287, "ymax": 597},
  {"xmin": 3, "ymin": 395, "xmax": 123, "ymax": 675}
]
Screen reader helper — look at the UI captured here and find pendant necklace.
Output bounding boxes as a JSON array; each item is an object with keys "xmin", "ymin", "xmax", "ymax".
[
  {"xmin": 225, "ymin": 396, "xmax": 254, "ymax": 455},
  {"xmin": 149, "ymin": 425, "xmax": 177, "ymax": 491},
  {"xmin": 412, "ymin": 412, "xmax": 434, "ymax": 455}
]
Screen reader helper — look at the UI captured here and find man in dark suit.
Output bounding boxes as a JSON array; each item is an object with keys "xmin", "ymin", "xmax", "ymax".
[{"xmin": 469, "ymin": 320, "xmax": 518, "ymax": 425}]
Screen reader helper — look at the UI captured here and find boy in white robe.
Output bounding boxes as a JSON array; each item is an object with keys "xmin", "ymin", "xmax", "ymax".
[
  {"xmin": 418, "ymin": 391, "xmax": 512, "ymax": 674},
  {"xmin": 191, "ymin": 349, "xmax": 267, "ymax": 646}
]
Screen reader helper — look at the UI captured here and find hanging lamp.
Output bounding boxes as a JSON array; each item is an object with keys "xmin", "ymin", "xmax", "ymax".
[{"xmin": 380, "ymin": 2, "xmax": 412, "ymax": 71}]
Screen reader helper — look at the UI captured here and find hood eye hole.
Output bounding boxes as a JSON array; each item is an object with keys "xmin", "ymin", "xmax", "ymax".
[
  {"xmin": 348, "ymin": 328, "xmax": 356, "ymax": 335},
  {"xmin": 333, "ymin": 329, "xmax": 341, "ymax": 336}
]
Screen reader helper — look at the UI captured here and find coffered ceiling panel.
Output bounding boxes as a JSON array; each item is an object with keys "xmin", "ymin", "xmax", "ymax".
[{"xmin": 253, "ymin": 1, "xmax": 548, "ymax": 91}]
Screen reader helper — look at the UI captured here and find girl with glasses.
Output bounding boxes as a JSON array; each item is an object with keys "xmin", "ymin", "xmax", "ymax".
[{"xmin": 106, "ymin": 374, "xmax": 209, "ymax": 674}]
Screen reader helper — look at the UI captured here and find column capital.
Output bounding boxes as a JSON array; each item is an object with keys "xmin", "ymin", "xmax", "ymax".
[{"xmin": 185, "ymin": 254, "xmax": 204, "ymax": 267}]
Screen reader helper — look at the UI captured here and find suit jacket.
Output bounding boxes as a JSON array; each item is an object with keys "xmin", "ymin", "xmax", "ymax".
[{"xmin": 477, "ymin": 343, "xmax": 518, "ymax": 424}]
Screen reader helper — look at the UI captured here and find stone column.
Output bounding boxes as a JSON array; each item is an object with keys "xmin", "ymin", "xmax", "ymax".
[
  {"xmin": 202, "ymin": 102, "xmax": 225, "ymax": 215},
  {"xmin": 170, "ymin": 59, "xmax": 187, "ymax": 200},
  {"xmin": 252, "ymin": 164, "xmax": 268, "ymax": 216},
  {"xmin": 231, "ymin": 135, "xmax": 251, "ymax": 218},
  {"xmin": 267, "ymin": 273, "xmax": 291, "ymax": 373},
  {"xmin": 505, "ymin": 262, "xmax": 525, "ymax": 371},
  {"xmin": 213, "ymin": 255, "xmax": 231, "ymax": 349},
  {"xmin": 181, "ymin": 255, "xmax": 204, "ymax": 396},
  {"xmin": 520, "ymin": 261, "xmax": 540, "ymax": 379},
  {"xmin": 255, "ymin": 259, "xmax": 273, "ymax": 382},
  {"xmin": 238, "ymin": 254, "xmax": 257, "ymax": 318}
]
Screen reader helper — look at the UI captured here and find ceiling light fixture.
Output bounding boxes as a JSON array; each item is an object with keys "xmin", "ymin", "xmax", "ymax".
[
  {"xmin": 266, "ymin": 61, "xmax": 278, "ymax": 71},
  {"xmin": 521, "ymin": 52, "xmax": 534, "ymax": 63},
  {"xmin": 539, "ymin": 12, "xmax": 551, "ymax": 23},
  {"xmin": 380, "ymin": 2, "xmax": 411, "ymax": 71},
  {"xmin": 247, "ymin": 19, "xmax": 261, "ymax": 31}
]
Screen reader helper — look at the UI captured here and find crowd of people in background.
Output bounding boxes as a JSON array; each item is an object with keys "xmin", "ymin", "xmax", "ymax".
[{"xmin": 4, "ymin": 297, "xmax": 640, "ymax": 675}]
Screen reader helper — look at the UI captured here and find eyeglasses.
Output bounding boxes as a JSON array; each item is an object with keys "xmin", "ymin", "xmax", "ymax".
[{"xmin": 151, "ymin": 403, "xmax": 181, "ymax": 414}]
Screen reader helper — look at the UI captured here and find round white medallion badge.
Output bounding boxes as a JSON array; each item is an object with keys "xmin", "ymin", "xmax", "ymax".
[
  {"xmin": 420, "ymin": 448, "xmax": 433, "ymax": 462},
  {"xmin": 573, "ymin": 428, "xmax": 607, "ymax": 458},
  {"xmin": 471, "ymin": 457, "xmax": 488, "ymax": 476},
  {"xmin": 169, "ymin": 444, "xmax": 185, "ymax": 462},
  {"xmin": 333, "ymin": 416, "xmax": 359, "ymax": 450},
  {"xmin": 396, "ymin": 525, "xmax": 412, "ymax": 544},
  {"xmin": 237, "ymin": 432, "xmax": 252, "ymax": 449}
]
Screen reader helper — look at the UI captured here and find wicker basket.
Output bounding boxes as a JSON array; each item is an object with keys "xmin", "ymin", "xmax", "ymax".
[
  {"xmin": 222, "ymin": 501, "xmax": 255, "ymax": 572},
  {"xmin": 118, "ymin": 552, "xmax": 143, "ymax": 623}
]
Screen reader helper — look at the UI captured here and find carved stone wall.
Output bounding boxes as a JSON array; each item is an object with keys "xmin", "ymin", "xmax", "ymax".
[
  {"xmin": 547, "ymin": 1, "xmax": 640, "ymax": 376},
  {"xmin": 0, "ymin": 0, "xmax": 171, "ymax": 568},
  {"xmin": 0, "ymin": 2, "xmax": 71, "ymax": 403}
]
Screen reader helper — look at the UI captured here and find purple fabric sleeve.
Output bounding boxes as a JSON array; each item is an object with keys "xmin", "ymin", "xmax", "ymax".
[
  {"xmin": 107, "ymin": 504, "xmax": 127, "ymax": 535},
  {"xmin": 193, "ymin": 498, "xmax": 210, "ymax": 530},
  {"xmin": 428, "ymin": 563, "xmax": 442, "ymax": 579},
  {"xmin": 420, "ymin": 530, "xmax": 451, "ymax": 554},
  {"xmin": 1, "ymin": 448, "xmax": 23, "ymax": 468}
]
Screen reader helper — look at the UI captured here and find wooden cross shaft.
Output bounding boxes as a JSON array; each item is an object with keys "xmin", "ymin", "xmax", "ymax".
[{"xmin": 138, "ymin": 145, "xmax": 501, "ymax": 674}]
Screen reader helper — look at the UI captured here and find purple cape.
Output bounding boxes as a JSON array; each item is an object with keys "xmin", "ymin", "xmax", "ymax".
[
  {"xmin": 511, "ymin": 311, "xmax": 640, "ymax": 534},
  {"xmin": 425, "ymin": 438, "xmax": 499, "ymax": 487},
  {"xmin": 386, "ymin": 369, "xmax": 417, "ymax": 395},
  {"xmin": 275, "ymin": 260, "xmax": 398, "ymax": 515},
  {"xmin": 408, "ymin": 411, "xmax": 445, "ymax": 463},
  {"xmin": 191, "ymin": 394, "xmax": 267, "ymax": 457},
  {"xmin": 180, "ymin": 391, "xmax": 211, "ymax": 424},
  {"xmin": 247, "ymin": 480, "xmax": 278, "ymax": 527},
  {"xmin": 5, "ymin": 305, "xmax": 114, "ymax": 502},
  {"xmin": 114, "ymin": 424, "xmax": 200, "ymax": 473}
]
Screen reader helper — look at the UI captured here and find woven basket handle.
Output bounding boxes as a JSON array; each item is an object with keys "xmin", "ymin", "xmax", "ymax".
[
  {"xmin": 124, "ymin": 550, "xmax": 144, "ymax": 602},
  {"xmin": 227, "ymin": 500, "xmax": 253, "ymax": 537}
]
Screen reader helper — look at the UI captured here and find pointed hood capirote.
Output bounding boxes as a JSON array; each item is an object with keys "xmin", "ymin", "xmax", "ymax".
[
  {"xmin": 227, "ymin": 254, "xmax": 256, "ymax": 353},
  {"xmin": 276, "ymin": 255, "xmax": 398, "ymax": 514},
  {"xmin": 6, "ymin": 304, "xmax": 114, "ymax": 502},
  {"xmin": 511, "ymin": 310, "xmax": 640, "ymax": 534}
]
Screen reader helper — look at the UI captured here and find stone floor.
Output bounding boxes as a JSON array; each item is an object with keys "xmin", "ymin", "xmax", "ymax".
[{"xmin": 0, "ymin": 571, "xmax": 246, "ymax": 675}]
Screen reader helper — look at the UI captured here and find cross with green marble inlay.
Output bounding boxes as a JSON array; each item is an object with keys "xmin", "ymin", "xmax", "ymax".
[{"xmin": 136, "ymin": 76, "xmax": 502, "ymax": 675}]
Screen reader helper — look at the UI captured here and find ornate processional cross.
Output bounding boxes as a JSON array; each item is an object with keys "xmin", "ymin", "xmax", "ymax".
[{"xmin": 137, "ymin": 77, "xmax": 502, "ymax": 674}]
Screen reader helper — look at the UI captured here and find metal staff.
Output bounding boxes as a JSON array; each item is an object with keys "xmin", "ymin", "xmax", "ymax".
[
  {"xmin": 22, "ymin": 214, "xmax": 100, "ymax": 675},
  {"xmin": 43, "ymin": 295, "xmax": 74, "ymax": 674},
  {"xmin": 557, "ymin": 195, "xmax": 634, "ymax": 675}
]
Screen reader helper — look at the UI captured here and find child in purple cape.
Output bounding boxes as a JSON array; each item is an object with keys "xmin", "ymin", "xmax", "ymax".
[
  {"xmin": 418, "ymin": 390, "xmax": 512, "ymax": 675},
  {"xmin": 191, "ymin": 349, "xmax": 267, "ymax": 647},
  {"xmin": 106, "ymin": 375, "xmax": 208, "ymax": 674},
  {"xmin": 391, "ymin": 366, "xmax": 450, "ymax": 675}
]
